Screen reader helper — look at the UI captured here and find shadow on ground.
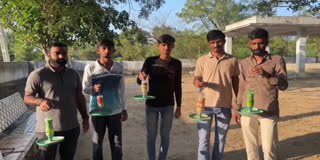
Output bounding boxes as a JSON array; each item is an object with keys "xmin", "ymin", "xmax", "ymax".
[{"xmin": 224, "ymin": 132, "xmax": 320, "ymax": 160}]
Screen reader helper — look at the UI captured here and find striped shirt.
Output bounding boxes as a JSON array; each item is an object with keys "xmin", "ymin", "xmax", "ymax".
[{"xmin": 237, "ymin": 54, "xmax": 288, "ymax": 118}]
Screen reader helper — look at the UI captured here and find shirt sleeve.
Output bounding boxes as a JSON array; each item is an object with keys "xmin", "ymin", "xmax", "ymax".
[
  {"xmin": 268, "ymin": 57, "xmax": 288, "ymax": 91},
  {"xmin": 233, "ymin": 58, "xmax": 240, "ymax": 76},
  {"xmin": 175, "ymin": 60, "xmax": 182, "ymax": 107},
  {"xmin": 137, "ymin": 57, "xmax": 150, "ymax": 85},
  {"xmin": 119, "ymin": 70, "xmax": 127, "ymax": 110},
  {"xmin": 237, "ymin": 63, "xmax": 245, "ymax": 106},
  {"xmin": 25, "ymin": 71, "xmax": 41, "ymax": 95},
  {"xmin": 82, "ymin": 65, "xmax": 93, "ymax": 95},
  {"xmin": 75, "ymin": 71, "xmax": 82, "ymax": 92},
  {"xmin": 194, "ymin": 57, "xmax": 203, "ymax": 77}
]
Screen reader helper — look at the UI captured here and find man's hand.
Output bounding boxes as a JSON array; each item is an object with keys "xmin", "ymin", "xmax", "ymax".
[
  {"xmin": 121, "ymin": 110, "xmax": 128, "ymax": 121},
  {"xmin": 138, "ymin": 72, "xmax": 147, "ymax": 81},
  {"xmin": 193, "ymin": 77, "xmax": 205, "ymax": 88},
  {"xmin": 251, "ymin": 66, "xmax": 264, "ymax": 75},
  {"xmin": 82, "ymin": 118, "xmax": 89, "ymax": 132},
  {"xmin": 39, "ymin": 99, "xmax": 55, "ymax": 112},
  {"xmin": 92, "ymin": 84, "xmax": 101, "ymax": 93},
  {"xmin": 174, "ymin": 107, "xmax": 181, "ymax": 119},
  {"xmin": 233, "ymin": 104, "xmax": 242, "ymax": 124}
]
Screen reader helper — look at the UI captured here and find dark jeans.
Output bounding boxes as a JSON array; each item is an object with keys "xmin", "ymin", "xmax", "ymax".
[
  {"xmin": 36, "ymin": 127, "xmax": 80, "ymax": 160},
  {"xmin": 91, "ymin": 113, "xmax": 122, "ymax": 160},
  {"xmin": 145, "ymin": 105, "xmax": 173, "ymax": 160}
]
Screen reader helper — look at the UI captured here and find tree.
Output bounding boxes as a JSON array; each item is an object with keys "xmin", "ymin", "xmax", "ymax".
[
  {"xmin": 0, "ymin": 0, "xmax": 165, "ymax": 55},
  {"xmin": 68, "ymin": 45, "xmax": 98, "ymax": 60},
  {"xmin": 173, "ymin": 30, "xmax": 208, "ymax": 59},
  {"xmin": 251, "ymin": 0, "xmax": 320, "ymax": 16},
  {"xmin": 232, "ymin": 36, "xmax": 251, "ymax": 59},
  {"xmin": 151, "ymin": 25, "xmax": 177, "ymax": 41},
  {"xmin": 115, "ymin": 28, "xmax": 152, "ymax": 61},
  {"xmin": 12, "ymin": 40, "xmax": 44, "ymax": 61},
  {"xmin": 177, "ymin": 0, "xmax": 249, "ymax": 30}
]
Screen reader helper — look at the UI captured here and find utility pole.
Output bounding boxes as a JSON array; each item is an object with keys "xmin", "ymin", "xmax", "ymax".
[{"xmin": 0, "ymin": 25, "xmax": 10, "ymax": 62}]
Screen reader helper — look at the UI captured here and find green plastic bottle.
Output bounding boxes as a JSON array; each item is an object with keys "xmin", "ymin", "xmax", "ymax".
[
  {"xmin": 246, "ymin": 90, "xmax": 254, "ymax": 112},
  {"xmin": 45, "ymin": 118, "xmax": 54, "ymax": 141}
]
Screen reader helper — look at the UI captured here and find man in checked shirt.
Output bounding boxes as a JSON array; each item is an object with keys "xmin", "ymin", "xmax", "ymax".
[{"xmin": 234, "ymin": 28, "xmax": 288, "ymax": 160}]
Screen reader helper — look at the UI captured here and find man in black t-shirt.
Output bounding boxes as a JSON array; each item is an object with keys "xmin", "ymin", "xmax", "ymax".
[{"xmin": 137, "ymin": 34, "xmax": 182, "ymax": 160}]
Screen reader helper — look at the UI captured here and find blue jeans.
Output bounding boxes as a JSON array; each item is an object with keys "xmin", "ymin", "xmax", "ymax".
[
  {"xmin": 37, "ymin": 127, "xmax": 80, "ymax": 160},
  {"xmin": 197, "ymin": 107, "xmax": 231, "ymax": 160},
  {"xmin": 146, "ymin": 105, "xmax": 174, "ymax": 160}
]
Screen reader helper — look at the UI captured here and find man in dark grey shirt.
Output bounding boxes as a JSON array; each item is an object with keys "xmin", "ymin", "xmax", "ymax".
[{"xmin": 24, "ymin": 42, "xmax": 89, "ymax": 160}]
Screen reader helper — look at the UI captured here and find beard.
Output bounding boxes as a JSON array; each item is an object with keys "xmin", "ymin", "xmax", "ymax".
[
  {"xmin": 49, "ymin": 59, "xmax": 68, "ymax": 68},
  {"xmin": 252, "ymin": 49, "xmax": 266, "ymax": 56}
]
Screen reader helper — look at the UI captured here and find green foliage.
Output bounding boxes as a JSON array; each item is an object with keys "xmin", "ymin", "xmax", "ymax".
[
  {"xmin": 115, "ymin": 29, "xmax": 152, "ymax": 61},
  {"xmin": 306, "ymin": 37, "xmax": 320, "ymax": 57},
  {"xmin": 173, "ymin": 31, "xmax": 208, "ymax": 59},
  {"xmin": 12, "ymin": 40, "xmax": 44, "ymax": 61},
  {"xmin": 177, "ymin": 0, "xmax": 250, "ymax": 30},
  {"xmin": 68, "ymin": 45, "xmax": 98, "ymax": 60},
  {"xmin": 270, "ymin": 37, "xmax": 290, "ymax": 57},
  {"xmin": 245, "ymin": 0, "xmax": 276, "ymax": 16},
  {"xmin": 232, "ymin": 36, "xmax": 251, "ymax": 59},
  {"xmin": 152, "ymin": 25, "xmax": 177, "ymax": 41},
  {"xmin": 0, "ymin": 0, "xmax": 164, "ymax": 54},
  {"xmin": 250, "ymin": 0, "xmax": 320, "ymax": 16}
]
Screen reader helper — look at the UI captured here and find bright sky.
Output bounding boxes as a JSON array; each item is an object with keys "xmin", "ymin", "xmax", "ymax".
[{"xmin": 117, "ymin": 0, "xmax": 295, "ymax": 32}]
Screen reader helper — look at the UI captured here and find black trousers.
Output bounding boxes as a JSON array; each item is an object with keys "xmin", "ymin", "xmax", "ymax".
[
  {"xmin": 91, "ymin": 113, "xmax": 122, "ymax": 160},
  {"xmin": 36, "ymin": 127, "xmax": 80, "ymax": 160}
]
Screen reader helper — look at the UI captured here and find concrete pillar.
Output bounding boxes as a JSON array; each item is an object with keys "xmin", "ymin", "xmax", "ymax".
[
  {"xmin": 0, "ymin": 26, "xmax": 10, "ymax": 62},
  {"xmin": 296, "ymin": 30, "xmax": 307, "ymax": 73},
  {"xmin": 225, "ymin": 36, "xmax": 232, "ymax": 54}
]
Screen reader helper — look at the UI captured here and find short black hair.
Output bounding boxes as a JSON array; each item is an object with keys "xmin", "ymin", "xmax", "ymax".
[
  {"xmin": 248, "ymin": 28, "xmax": 269, "ymax": 40},
  {"xmin": 207, "ymin": 30, "xmax": 225, "ymax": 42},
  {"xmin": 97, "ymin": 39, "xmax": 114, "ymax": 48},
  {"xmin": 157, "ymin": 34, "xmax": 175, "ymax": 44},
  {"xmin": 46, "ymin": 42, "xmax": 67, "ymax": 53}
]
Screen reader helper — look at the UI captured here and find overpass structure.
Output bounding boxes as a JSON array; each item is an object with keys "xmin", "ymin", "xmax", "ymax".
[{"xmin": 223, "ymin": 16, "xmax": 320, "ymax": 73}]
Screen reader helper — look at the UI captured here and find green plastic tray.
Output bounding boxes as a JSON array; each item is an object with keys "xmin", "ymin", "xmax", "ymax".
[
  {"xmin": 238, "ymin": 107, "xmax": 263, "ymax": 115},
  {"xmin": 90, "ymin": 112, "xmax": 106, "ymax": 116},
  {"xmin": 189, "ymin": 113, "xmax": 211, "ymax": 121},
  {"xmin": 36, "ymin": 136, "xmax": 64, "ymax": 146},
  {"xmin": 133, "ymin": 95, "xmax": 155, "ymax": 100}
]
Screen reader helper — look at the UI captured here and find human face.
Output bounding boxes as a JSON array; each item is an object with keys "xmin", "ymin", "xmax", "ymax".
[
  {"xmin": 157, "ymin": 43, "xmax": 174, "ymax": 56},
  {"xmin": 47, "ymin": 46, "xmax": 68, "ymax": 68},
  {"xmin": 96, "ymin": 45, "xmax": 114, "ymax": 59},
  {"xmin": 248, "ymin": 38, "xmax": 268, "ymax": 56},
  {"xmin": 208, "ymin": 38, "xmax": 225, "ymax": 54}
]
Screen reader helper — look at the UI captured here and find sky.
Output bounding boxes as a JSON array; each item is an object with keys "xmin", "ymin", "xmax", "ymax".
[{"xmin": 117, "ymin": 0, "xmax": 295, "ymax": 32}]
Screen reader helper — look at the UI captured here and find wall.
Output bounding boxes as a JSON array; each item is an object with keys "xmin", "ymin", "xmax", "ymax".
[
  {"xmin": 284, "ymin": 57, "xmax": 317, "ymax": 63},
  {"xmin": 0, "ymin": 59, "xmax": 319, "ymax": 99},
  {"xmin": 0, "ymin": 62, "xmax": 28, "ymax": 84},
  {"xmin": 0, "ymin": 60, "xmax": 196, "ymax": 99}
]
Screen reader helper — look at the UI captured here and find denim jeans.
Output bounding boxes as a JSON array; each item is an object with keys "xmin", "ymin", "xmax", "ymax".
[
  {"xmin": 197, "ymin": 107, "xmax": 231, "ymax": 160},
  {"xmin": 91, "ymin": 113, "xmax": 122, "ymax": 160},
  {"xmin": 146, "ymin": 105, "xmax": 174, "ymax": 160},
  {"xmin": 36, "ymin": 127, "xmax": 80, "ymax": 160}
]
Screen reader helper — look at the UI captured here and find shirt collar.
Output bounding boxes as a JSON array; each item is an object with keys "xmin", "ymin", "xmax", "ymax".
[
  {"xmin": 250, "ymin": 53, "xmax": 272, "ymax": 64},
  {"xmin": 207, "ymin": 52, "xmax": 231, "ymax": 60},
  {"xmin": 45, "ymin": 62, "xmax": 68, "ymax": 73},
  {"xmin": 94, "ymin": 60, "xmax": 113, "ymax": 73}
]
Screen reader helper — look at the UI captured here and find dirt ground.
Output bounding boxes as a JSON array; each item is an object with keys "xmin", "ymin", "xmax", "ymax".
[{"xmin": 74, "ymin": 75, "xmax": 320, "ymax": 160}]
